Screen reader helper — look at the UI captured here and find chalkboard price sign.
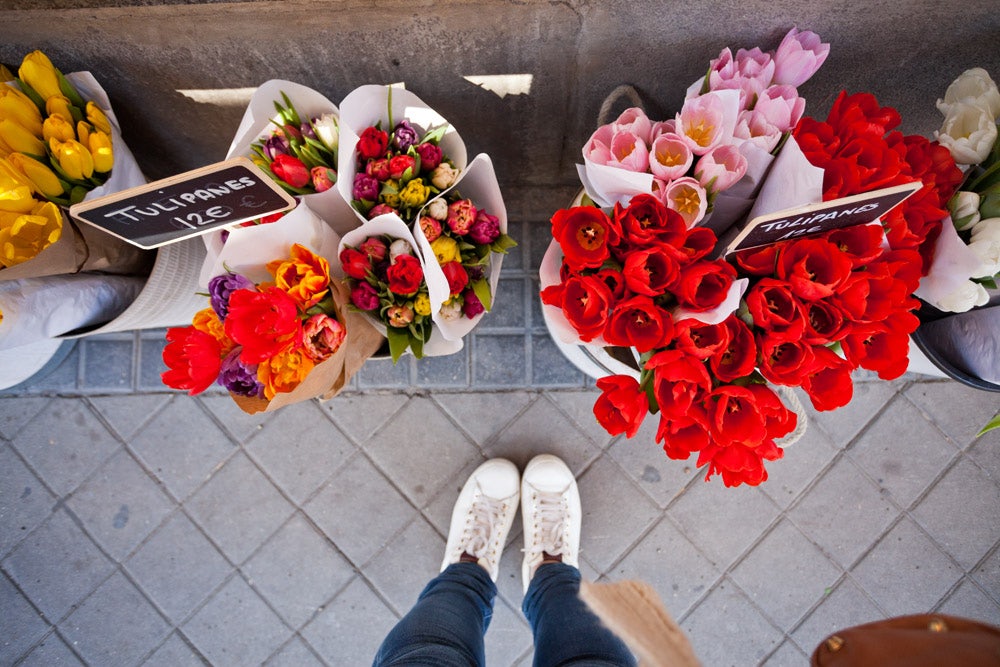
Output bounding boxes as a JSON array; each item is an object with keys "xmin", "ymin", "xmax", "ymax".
[
  {"xmin": 724, "ymin": 182, "xmax": 923, "ymax": 257},
  {"xmin": 70, "ymin": 157, "xmax": 298, "ymax": 249}
]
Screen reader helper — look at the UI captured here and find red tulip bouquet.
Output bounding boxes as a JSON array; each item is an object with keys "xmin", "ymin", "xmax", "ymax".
[
  {"xmin": 336, "ymin": 84, "xmax": 468, "ymax": 227},
  {"xmin": 579, "ymin": 28, "xmax": 829, "ymax": 238}
]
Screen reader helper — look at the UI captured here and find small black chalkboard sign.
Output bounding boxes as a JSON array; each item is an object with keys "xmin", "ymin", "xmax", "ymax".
[
  {"xmin": 69, "ymin": 157, "xmax": 297, "ymax": 249},
  {"xmin": 724, "ymin": 182, "xmax": 923, "ymax": 257}
]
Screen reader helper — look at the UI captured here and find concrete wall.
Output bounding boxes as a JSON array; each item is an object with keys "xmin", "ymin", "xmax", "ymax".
[{"xmin": 5, "ymin": 0, "xmax": 1000, "ymax": 196}]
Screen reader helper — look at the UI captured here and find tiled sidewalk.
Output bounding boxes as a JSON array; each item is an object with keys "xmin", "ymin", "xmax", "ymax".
[{"xmin": 1, "ymin": 199, "xmax": 999, "ymax": 666}]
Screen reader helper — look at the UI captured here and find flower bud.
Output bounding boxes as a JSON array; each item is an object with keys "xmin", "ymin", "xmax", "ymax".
[
  {"xmin": 0, "ymin": 160, "xmax": 37, "ymax": 213},
  {"xmin": 43, "ymin": 114, "xmax": 76, "ymax": 143},
  {"xmin": 45, "ymin": 95, "xmax": 74, "ymax": 123},
  {"xmin": 0, "ymin": 119, "xmax": 45, "ymax": 156},
  {"xmin": 389, "ymin": 239, "xmax": 413, "ymax": 260},
  {"xmin": 427, "ymin": 197, "xmax": 448, "ymax": 220},
  {"xmin": 85, "ymin": 101, "xmax": 112, "ymax": 135},
  {"xmin": 6, "ymin": 153, "xmax": 64, "ymax": 199},
  {"xmin": 414, "ymin": 293, "xmax": 431, "ymax": 316},
  {"xmin": 0, "ymin": 85, "xmax": 43, "ymax": 137},
  {"xmin": 18, "ymin": 51, "xmax": 62, "ymax": 101},
  {"xmin": 418, "ymin": 216, "xmax": 442, "ymax": 243},
  {"xmin": 430, "ymin": 163, "xmax": 459, "ymax": 190},
  {"xmin": 937, "ymin": 68, "xmax": 1000, "ymax": 119},
  {"xmin": 87, "ymin": 129, "xmax": 114, "ymax": 173},
  {"xmin": 50, "ymin": 137, "xmax": 94, "ymax": 180},
  {"xmin": 312, "ymin": 113, "xmax": 339, "ymax": 153},
  {"xmin": 438, "ymin": 299, "xmax": 463, "ymax": 321},
  {"xmin": 387, "ymin": 305, "xmax": 414, "ymax": 328},
  {"xmin": 949, "ymin": 191, "xmax": 981, "ymax": 230},
  {"xmin": 310, "ymin": 166, "xmax": 336, "ymax": 192}
]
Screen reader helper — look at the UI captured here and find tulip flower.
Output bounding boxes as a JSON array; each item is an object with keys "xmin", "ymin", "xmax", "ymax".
[
  {"xmin": 87, "ymin": 129, "xmax": 113, "ymax": 173},
  {"xmin": 609, "ymin": 131, "xmax": 650, "ymax": 172},
  {"xmin": 18, "ymin": 51, "xmax": 62, "ymax": 101},
  {"xmin": 676, "ymin": 93, "xmax": 727, "ymax": 155},
  {"xmin": 5, "ymin": 153, "xmax": 64, "ymax": 199},
  {"xmin": 663, "ymin": 176, "xmax": 708, "ymax": 228},
  {"xmin": 937, "ymin": 67, "xmax": 1000, "ymax": 119},
  {"xmin": 43, "ymin": 114, "xmax": 77, "ymax": 143},
  {"xmin": 85, "ymin": 101, "xmax": 112, "ymax": 135},
  {"xmin": 0, "ymin": 201, "xmax": 62, "ymax": 267},
  {"xmin": 935, "ymin": 102, "xmax": 998, "ymax": 165},
  {"xmin": 0, "ymin": 119, "xmax": 46, "ymax": 157},
  {"xmin": 49, "ymin": 137, "xmax": 94, "ymax": 180},
  {"xmin": 0, "ymin": 85, "xmax": 43, "ymax": 137},
  {"xmin": 269, "ymin": 154, "xmax": 309, "ymax": 188},
  {"xmin": 649, "ymin": 132, "xmax": 693, "ymax": 181},
  {"xmin": 46, "ymin": 95, "xmax": 76, "ymax": 124},
  {"xmin": 0, "ymin": 161, "xmax": 37, "ymax": 214},
  {"xmin": 312, "ymin": 113, "xmax": 339, "ymax": 152},
  {"xmin": 695, "ymin": 143, "xmax": 748, "ymax": 192},
  {"xmin": 772, "ymin": 28, "xmax": 830, "ymax": 88}
]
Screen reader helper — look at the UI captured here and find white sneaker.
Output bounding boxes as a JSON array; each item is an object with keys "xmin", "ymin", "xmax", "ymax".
[
  {"xmin": 441, "ymin": 458, "xmax": 520, "ymax": 582},
  {"xmin": 520, "ymin": 454, "xmax": 581, "ymax": 593}
]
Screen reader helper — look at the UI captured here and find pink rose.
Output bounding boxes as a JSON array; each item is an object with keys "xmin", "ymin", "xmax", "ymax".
[
  {"xmin": 663, "ymin": 177, "xmax": 708, "ymax": 228},
  {"xmin": 649, "ymin": 132, "xmax": 693, "ymax": 181},
  {"xmin": 753, "ymin": 85, "xmax": 806, "ymax": 133},
  {"xmin": 447, "ymin": 199, "xmax": 478, "ymax": 235},
  {"xmin": 772, "ymin": 27, "xmax": 830, "ymax": 87},
  {"xmin": 676, "ymin": 93, "xmax": 727, "ymax": 155},
  {"xmin": 302, "ymin": 314, "xmax": 346, "ymax": 362},
  {"xmin": 419, "ymin": 215, "xmax": 443, "ymax": 243},
  {"xmin": 695, "ymin": 144, "xmax": 748, "ymax": 192}
]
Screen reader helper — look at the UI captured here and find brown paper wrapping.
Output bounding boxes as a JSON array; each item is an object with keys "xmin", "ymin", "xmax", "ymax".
[{"xmin": 230, "ymin": 279, "xmax": 386, "ymax": 414}]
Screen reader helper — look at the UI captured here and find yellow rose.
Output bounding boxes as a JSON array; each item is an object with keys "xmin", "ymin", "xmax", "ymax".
[
  {"xmin": 0, "ymin": 161, "xmax": 37, "ymax": 213},
  {"xmin": 431, "ymin": 235, "xmax": 460, "ymax": 265},
  {"xmin": 49, "ymin": 137, "xmax": 93, "ymax": 180},
  {"xmin": 18, "ymin": 51, "xmax": 62, "ymax": 101},
  {"xmin": 5, "ymin": 153, "xmax": 64, "ymax": 199},
  {"xmin": 0, "ymin": 119, "xmax": 46, "ymax": 156},
  {"xmin": 414, "ymin": 293, "xmax": 431, "ymax": 316},
  {"xmin": 86, "ymin": 102, "xmax": 112, "ymax": 135},
  {"xmin": 0, "ymin": 200, "xmax": 62, "ymax": 267},
  {"xmin": 399, "ymin": 177, "xmax": 430, "ymax": 209},
  {"xmin": 43, "ymin": 114, "xmax": 76, "ymax": 143},
  {"xmin": 87, "ymin": 129, "xmax": 113, "ymax": 173},
  {"xmin": 257, "ymin": 347, "xmax": 315, "ymax": 400},
  {"xmin": 0, "ymin": 84, "xmax": 43, "ymax": 137}
]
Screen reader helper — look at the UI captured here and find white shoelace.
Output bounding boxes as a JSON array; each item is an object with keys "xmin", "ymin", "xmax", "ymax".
[
  {"xmin": 463, "ymin": 493, "xmax": 508, "ymax": 560},
  {"xmin": 524, "ymin": 490, "xmax": 567, "ymax": 560}
]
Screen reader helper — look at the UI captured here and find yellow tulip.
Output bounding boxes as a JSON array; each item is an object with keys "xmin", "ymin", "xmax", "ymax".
[
  {"xmin": 6, "ymin": 153, "xmax": 64, "ymax": 199},
  {"xmin": 0, "ymin": 64, "xmax": 13, "ymax": 83},
  {"xmin": 0, "ymin": 161, "xmax": 37, "ymax": 213},
  {"xmin": 76, "ymin": 120, "xmax": 90, "ymax": 146},
  {"xmin": 0, "ymin": 119, "xmax": 45, "ymax": 156},
  {"xmin": 86, "ymin": 102, "xmax": 111, "ymax": 135},
  {"xmin": 18, "ymin": 51, "xmax": 62, "ymax": 101},
  {"xmin": 0, "ymin": 84, "xmax": 43, "ymax": 137},
  {"xmin": 50, "ymin": 137, "xmax": 93, "ymax": 180},
  {"xmin": 43, "ymin": 114, "xmax": 76, "ymax": 143},
  {"xmin": 88, "ymin": 129, "xmax": 113, "ymax": 173},
  {"xmin": 45, "ymin": 94, "xmax": 74, "ymax": 122},
  {"xmin": 0, "ymin": 200, "xmax": 62, "ymax": 267}
]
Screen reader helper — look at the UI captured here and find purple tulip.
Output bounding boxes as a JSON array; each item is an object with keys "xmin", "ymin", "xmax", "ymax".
[
  {"xmin": 264, "ymin": 133, "xmax": 289, "ymax": 161},
  {"xmin": 392, "ymin": 120, "xmax": 419, "ymax": 152},
  {"xmin": 218, "ymin": 349, "xmax": 264, "ymax": 397},
  {"xmin": 353, "ymin": 172, "xmax": 380, "ymax": 201},
  {"xmin": 208, "ymin": 272, "xmax": 255, "ymax": 319},
  {"xmin": 350, "ymin": 281, "xmax": 380, "ymax": 311}
]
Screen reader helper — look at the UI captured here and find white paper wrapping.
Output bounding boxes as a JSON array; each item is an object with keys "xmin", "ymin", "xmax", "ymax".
[
  {"xmin": 743, "ymin": 135, "xmax": 824, "ymax": 220},
  {"xmin": 915, "ymin": 216, "xmax": 988, "ymax": 309}
]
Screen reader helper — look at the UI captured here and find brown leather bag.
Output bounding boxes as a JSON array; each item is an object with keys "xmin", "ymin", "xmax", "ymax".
[{"xmin": 811, "ymin": 614, "xmax": 1000, "ymax": 666}]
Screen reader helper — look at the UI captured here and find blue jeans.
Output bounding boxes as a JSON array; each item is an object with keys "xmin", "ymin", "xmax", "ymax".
[{"xmin": 373, "ymin": 562, "xmax": 636, "ymax": 667}]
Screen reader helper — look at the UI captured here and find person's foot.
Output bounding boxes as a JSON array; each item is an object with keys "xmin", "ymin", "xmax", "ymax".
[
  {"xmin": 441, "ymin": 458, "xmax": 520, "ymax": 582},
  {"xmin": 520, "ymin": 454, "xmax": 581, "ymax": 593}
]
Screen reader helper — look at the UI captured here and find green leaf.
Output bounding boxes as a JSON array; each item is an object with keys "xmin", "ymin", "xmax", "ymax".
[
  {"xmin": 280, "ymin": 91, "xmax": 301, "ymax": 126},
  {"xmin": 421, "ymin": 125, "xmax": 448, "ymax": 145},
  {"xmin": 408, "ymin": 330, "xmax": 424, "ymax": 359},
  {"xmin": 14, "ymin": 78, "xmax": 46, "ymax": 113},
  {"xmin": 490, "ymin": 233, "xmax": 518, "ymax": 254},
  {"xmin": 387, "ymin": 326, "xmax": 410, "ymax": 363},
  {"xmin": 977, "ymin": 412, "xmax": 1000, "ymax": 437},
  {"xmin": 975, "ymin": 275, "xmax": 999, "ymax": 290},
  {"xmin": 56, "ymin": 70, "xmax": 86, "ymax": 108},
  {"xmin": 471, "ymin": 279, "xmax": 492, "ymax": 311}
]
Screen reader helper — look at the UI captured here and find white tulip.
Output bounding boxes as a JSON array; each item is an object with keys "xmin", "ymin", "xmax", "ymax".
[
  {"xmin": 935, "ymin": 102, "xmax": 998, "ymax": 165},
  {"xmin": 935, "ymin": 279, "xmax": 990, "ymax": 313},
  {"xmin": 389, "ymin": 239, "xmax": 413, "ymax": 261},
  {"xmin": 949, "ymin": 191, "xmax": 982, "ymax": 230},
  {"xmin": 937, "ymin": 67, "xmax": 1000, "ymax": 119}
]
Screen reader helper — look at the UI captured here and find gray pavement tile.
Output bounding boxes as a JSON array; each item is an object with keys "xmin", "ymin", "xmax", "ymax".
[
  {"xmin": 2, "ymin": 509, "xmax": 114, "ymax": 622},
  {"xmin": 848, "ymin": 396, "xmax": 959, "ymax": 509},
  {"xmin": 530, "ymin": 333, "xmax": 587, "ymax": 386},
  {"xmin": 300, "ymin": 577, "xmax": 399, "ymax": 666},
  {"xmin": 0, "ymin": 444, "xmax": 55, "ymax": 558},
  {"xmin": 669, "ymin": 478, "xmax": 780, "ymax": 569},
  {"xmin": 243, "ymin": 513, "xmax": 355, "ymax": 629},
  {"xmin": 484, "ymin": 597, "xmax": 532, "ymax": 667},
  {"xmin": 415, "ymin": 345, "xmax": 471, "ymax": 387},
  {"xmin": 576, "ymin": 457, "xmax": 662, "ymax": 572},
  {"xmin": 972, "ymin": 547, "xmax": 1000, "ymax": 603},
  {"xmin": 473, "ymin": 334, "xmax": 529, "ymax": 385},
  {"xmin": 365, "ymin": 516, "xmax": 445, "ymax": 613},
  {"xmin": 66, "ymin": 449, "xmax": 173, "ymax": 561},
  {"xmin": 365, "ymin": 396, "xmax": 479, "ymax": 506},
  {"xmin": 731, "ymin": 519, "xmax": 842, "ymax": 630},
  {"xmin": 88, "ymin": 395, "xmax": 171, "ymax": 442},
  {"xmin": 912, "ymin": 457, "xmax": 1000, "ymax": 570},
  {"xmin": 142, "ymin": 632, "xmax": 206, "ymax": 667},
  {"xmin": 938, "ymin": 579, "xmax": 1000, "ymax": 624},
  {"xmin": 0, "ymin": 571, "xmax": 49, "ymax": 665},
  {"xmin": 851, "ymin": 517, "xmax": 962, "ymax": 617},
  {"xmin": 422, "ymin": 456, "xmax": 491, "ymax": 537},
  {"xmin": 197, "ymin": 393, "xmax": 274, "ymax": 443},
  {"xmin": 130, "ymin": 395, "xmax": 236, "ymax": 501},
  {"xmin": 265, "ymin": 636, "xmax": 324, "ymax": 666},
  {"xmin": 435, "ymin": 391, "xmax": 534, "ymax": 447},
  {"xmin": 244, "ymin": 402, "xmax": 356, "ymax": 504},
  {"xmin": 182, "ymin": 574, "xmax": 292, "ymax": 667},
  {"xmin": 185, "ymin": 452, "xmax": 295, "ymax": 564},
  {"xmin": 791, "ymin": 576, "xmax": 884, "ymax": 657},
  {"xmin": 529, "ymin": 278, "xmax": 545, "ymax": 331},
  {"xmin": 607, "ymin": 420, "xmax": 702, "ymax": 508},
  {"xmin": 484, "ymin": 396, "xmax": 599, "ymax": 473},
  {"xmin": 356, "ymin": 356, "xmax": 412, "ymax": 389},
  {"xmin": 681, "ymin": 580, "xmax": 782, "ymax": 666},
  {"xmin": 321, "ymin": 393, "xmax": 408, "ymax": 444},
  {"xmin": 612, "ymin": 515, "xmax": 721, "ymax": 619},
  {"xmin": 760, "ymin": 416, "xmax": 839, "ymax": 509},
  {"xmin": 0, "ymin": 396, "xmax": 50, "ymax": 439},
  {"xmin": 483, "ymin": 278, "xmax": 528, "ymax": 330},
  {"xmin": 789, "ymin": 456, "xmax": 897, "ymax": 569},
  {"xmin": 501, "ymin": 220, "xmax": 525, "ymax": 273},
  {"xmin": 764, "ymin": 640, "xmax": 810, "ymax": 666},
  {"xmin": 10, "ymin": 397, "xmax": 120, "ymax": 497},
  {"xmin": 16, "ymin": 632, "xmax": 84, "ymax": 667},
  {"xmin": 527, "ymin": 218, "xmax": 556, "ymax": 273},
  {"xmin": 805, "ymin": 379, "xmax": 899, "ymax": 447},
  {"xmin": 904, "ymin": 381, "xmax": 1000, "ymax": 448},
  {"xmin": 59, "ymin": 570, "xmax": 171, "ymax": 667},
  {"xmin": 496, "ymin": 538, "xmax": 530, "ymax": 607},
  {"xmin": 138, "ymin": 333, "xmax": 170, "ymax": 391},
  {"xmin": 304, "ymin": 453, "xmax": 416, "ymax": 566},
  {"xmin": 81, "ymin": 338, "xmax": 134, "ymax": 390},
  {"xmin": 968, "ymin": 433, "xmax": 1000, "ymax": 485},
  {"xmin": 545, "ymin": 390, "xmax": 614, "ymax": 449},
  {"xmin": 125, "ymin": 512, "xmax": 232, "ymax": 623}
]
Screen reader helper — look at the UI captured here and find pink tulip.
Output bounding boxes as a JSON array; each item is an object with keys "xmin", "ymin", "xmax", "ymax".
[
  {"xmin": 753, "ymin": 85, "xmax": 806, "ymax": 133},
  {"xmin": 772, "ymin": 27, "xmax": 830, "ymax": 87},
  {"xmin": 649, "ymin": 119, "xmax": 676, "ymax": 141},
  {"xmin": 735, "ymin": 47, "xmax": 775, "ymax": 83},
  {"xmin": 695, "ymin": 144, "xmax": 748, "ymax": 192},
  {"xmin": 734, "ymin": 108, "xmax": 783, "ymax": 153},
  {"xmin": 609, "ymin": 130, "xmax": 649, "ymax": 172},
  {"xmin": 610, "ymin": 107, "xmax": 653, "ymax": 144},
  {"xmin": 649, "ymin": 133, "xmax": 693, "ymax": 181},
  {"xmin": 663, "ymin": 177, "xmax": 708, "ymax": 228},
  {"xmin": 583, "ymin": 124, "xmax": 614, "ymax": 165},
  {"xmin": 676, "ymin": 93, "xmax": 727, "ymax": 155}
]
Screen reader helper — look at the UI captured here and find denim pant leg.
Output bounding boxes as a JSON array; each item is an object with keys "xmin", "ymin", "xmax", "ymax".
[
  {"xmin": 522, "ymin": 563, "xmax": 637, "ymax": 667},
  {"xmin": 373, "ymin": 562, "xmax": 496, "ymax": 667}
]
